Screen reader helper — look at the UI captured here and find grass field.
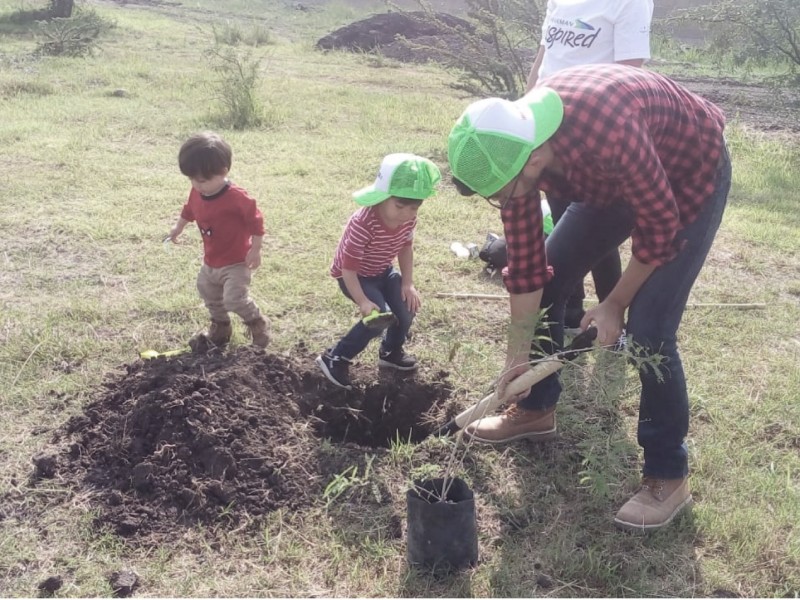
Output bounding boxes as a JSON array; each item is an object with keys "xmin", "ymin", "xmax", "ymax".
[{"xmin": 1, "ymin": 0, "xmax": 799, "ymax": 596}]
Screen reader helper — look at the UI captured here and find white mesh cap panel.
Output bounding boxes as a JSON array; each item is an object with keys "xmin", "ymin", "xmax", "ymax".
[{"xmin": 462, "ymin": 98, "xmax": 537, "ymax": 143}]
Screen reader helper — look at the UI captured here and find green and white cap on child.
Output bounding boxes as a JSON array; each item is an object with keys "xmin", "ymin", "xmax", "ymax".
[{"xmin": 352, "ymin": 153, "xmax": 441, "ymax": 206}]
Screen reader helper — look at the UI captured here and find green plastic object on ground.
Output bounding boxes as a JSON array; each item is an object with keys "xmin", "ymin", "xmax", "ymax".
[{"xmin": 140, "ymin": 348, "xmax": 189, "ymax": 360}]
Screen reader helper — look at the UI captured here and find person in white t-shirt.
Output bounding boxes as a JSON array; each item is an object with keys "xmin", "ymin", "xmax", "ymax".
[{"xmin": 525, "ymin": 0, "xmax": 654, "ymax": 329}]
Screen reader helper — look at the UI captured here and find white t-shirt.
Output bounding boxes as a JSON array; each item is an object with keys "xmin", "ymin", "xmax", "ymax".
[{"xmin": 539, "ymin": 0, "xmax": 653, "ymax": 78}]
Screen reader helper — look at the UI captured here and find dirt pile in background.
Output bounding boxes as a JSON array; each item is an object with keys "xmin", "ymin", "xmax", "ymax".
[
  {"xmin": 315, "ymin": 11, "xmax": 511, "ymax": 66},
  {"xmin": 38, "ymin": 347, "xmax": 451, "ymax": 538}
]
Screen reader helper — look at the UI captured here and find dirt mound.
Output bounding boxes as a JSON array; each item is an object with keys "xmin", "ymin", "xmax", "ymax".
[
  {"xmin": 41, "ymin": 347, "xmax": 451, "ymax": 538},
  {"xmin": 316, "ymin": 11, "xmax": 484, "ymax": 65}
]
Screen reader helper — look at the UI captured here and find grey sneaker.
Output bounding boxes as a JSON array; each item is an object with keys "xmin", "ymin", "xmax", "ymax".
[{"xmin": 315, "ymin": 350, "xmax": 352, "ymax": 389}]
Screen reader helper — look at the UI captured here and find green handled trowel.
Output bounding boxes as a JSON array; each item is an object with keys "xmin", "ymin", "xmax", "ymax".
[
  {"xmin": 139, "ymin": 347, "xmax": 190, "ymax": 360},
  {"xmin": 362, "ymin": 309, "xmax": 398, "ymax": 331}
]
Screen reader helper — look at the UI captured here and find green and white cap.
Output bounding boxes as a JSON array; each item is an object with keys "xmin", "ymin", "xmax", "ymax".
[
  {"xmin": 447, "ymin": 87, "xmax": 564, "ymax": 198},
  {"xmin": 353, "ymin": 153, "xmax": 441, "ymax": 207}
]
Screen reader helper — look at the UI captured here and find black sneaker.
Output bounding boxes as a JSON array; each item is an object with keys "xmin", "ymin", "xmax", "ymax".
[
  {"xmin": 315, "ymin": 351, "xmax": 352, "ymax": 389},
  {"xmin": 378, "ymin": 348, "xmax": 418, "ymax": 371}
]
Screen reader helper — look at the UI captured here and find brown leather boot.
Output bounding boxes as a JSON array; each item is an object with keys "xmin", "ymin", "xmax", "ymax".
[
  {"xmin": 245, "ymin": 316, "xmax": 271, "ymax": 348},
  {"xmin": 207, "ymin": 320, "xmax": 232, "ymax": 346},
  {"xmin": 463, "ymin": 404, "xmax": 556, "ymax": 444},
  {"xmin": 614, "ymin": 476, "xmax": 692, "ymax": 532}
]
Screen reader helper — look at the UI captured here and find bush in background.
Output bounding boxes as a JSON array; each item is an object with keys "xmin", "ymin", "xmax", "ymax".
[
  {"xmin": 212, "ymin": 20, "xmax": 273, "ymax": 47},
  {"xmin": 207, "ymin": 46, "xmax": 264, "ymax": 130},
  {"xmin": 35, "ymin": 8, "xmax": 115, "ymax": 57},
  {"xmin": 397, "ymin": 0, "xmax": 545, "ymax": 99},
  {"xmin": 670, "ymin": 0, "xmax": 799, "ymax": 83}
]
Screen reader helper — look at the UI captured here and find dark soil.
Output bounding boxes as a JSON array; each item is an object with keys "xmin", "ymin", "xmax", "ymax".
[
  {"xmin": 667, "ymin": 74, "xmax": 800, "ymax": 134},
  {"xmin": 40, "ymin": 346, "xmax": 451, "ymax": 538}
]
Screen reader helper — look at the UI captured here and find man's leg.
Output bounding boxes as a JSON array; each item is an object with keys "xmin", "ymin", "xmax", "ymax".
[
  {"xmin": 615, "ymin": 145, "xmax": 731, "ymax": 531},
  {"xmin": 465, "ymin": 202, "xmax": 633, "ymax": 444},
  {"xmin": 547, "ymin": 196, "xmax": 622, "ymax": 327},
  {"xmin": 519, "ymin": 201, "xmax": 634, "ymax": 411}
]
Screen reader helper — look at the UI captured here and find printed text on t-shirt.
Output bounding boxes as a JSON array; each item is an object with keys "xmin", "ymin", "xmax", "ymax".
[{"xmin": 545, "ymin": 25, "xmax": 601, "ymax": 49}]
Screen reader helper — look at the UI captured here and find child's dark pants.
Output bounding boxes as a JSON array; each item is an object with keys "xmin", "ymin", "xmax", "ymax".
[{"xmin": 332, "ymin": 266, "xmax": 414, "ymax": 361}]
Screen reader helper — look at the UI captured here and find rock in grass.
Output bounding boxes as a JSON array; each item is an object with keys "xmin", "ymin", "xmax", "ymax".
[
  {"xmin": 37, "ymin": 575, "xmax": 63, "ymax": 595},
  {"xmin": 109, "ymin": 569, "xmax": 139, "ymax": 597}
]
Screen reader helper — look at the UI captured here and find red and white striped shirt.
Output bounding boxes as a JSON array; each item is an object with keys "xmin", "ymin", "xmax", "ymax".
[{"xmin": 330, "ymin": 206, "xmax": 415, "ymax": 278}]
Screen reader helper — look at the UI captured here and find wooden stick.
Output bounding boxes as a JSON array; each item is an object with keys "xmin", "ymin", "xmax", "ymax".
[
  {"xmin": 434, "ymin": 292, "xmax": 766, "ymax": 310},
  {"xmin": 435, "ymin": 292, "xmax": 508, "ymax": 300}
]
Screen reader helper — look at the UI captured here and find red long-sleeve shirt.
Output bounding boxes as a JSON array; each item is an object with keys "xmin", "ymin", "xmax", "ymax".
[{"xmin": 503, "ymin": 64, "xmax": 725, "ymax": 294}]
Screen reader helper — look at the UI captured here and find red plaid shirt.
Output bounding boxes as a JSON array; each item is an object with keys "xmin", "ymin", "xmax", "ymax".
[{"xmin": 502, "ymin": 64, "xmax": 725, "ymax": 294}]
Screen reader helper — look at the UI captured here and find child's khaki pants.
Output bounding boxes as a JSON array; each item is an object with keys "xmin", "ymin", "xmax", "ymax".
[{"xmin": 196, "ymin": 262, "xmax": 261, "ymax": 323}]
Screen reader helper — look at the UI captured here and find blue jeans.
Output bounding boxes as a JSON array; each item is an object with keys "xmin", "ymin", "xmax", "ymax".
[
  {"xmin": 548, "ymin": 193, "xmax": 622, "ymax": 303},
  {"xmin": 331, "ymin": 266, "xmax": 415, "ymax": 360},
  {"xmin": 519, "ymin": 144, "xmax": 731, "ymax": 479}
]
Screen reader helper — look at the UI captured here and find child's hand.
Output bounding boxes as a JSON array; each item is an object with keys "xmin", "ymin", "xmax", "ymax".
[
  {"xmin": 166, "ymin": 227, "xmax": 182, "ymax": 243},
  {"xmin": 245, "ymin": 248, "xmax": 261, "ymax": 270},
  {"xmin": 402, "ymin": 284, "xmax": 421, "ymax": 314},
  {"xmin": 359, "ymin": 301, "xmax": 380, "ymax": 318}
]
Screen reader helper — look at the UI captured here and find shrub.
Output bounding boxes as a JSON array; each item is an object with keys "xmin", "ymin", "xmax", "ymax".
[
  {"xmin": 0, "ymin": 80, "xmax": 55, "ymax": 97},
  {"xmin": 35, "ymin": 8, "xmax": 115, "ymax": 57},
  {"xmin": 208, "ymin": 46, "xmax": 264, "ymax": 130},
  {"xmin": 212, "ymin": 20, "xmax": 273, "ymax": 47},
  {"xmin": 670, "ymin": 0, "xmax": 799, "ymax": 80},
  {"xmin": 396, "ymin": 0, "xmax": 545, "ymax": 99}
]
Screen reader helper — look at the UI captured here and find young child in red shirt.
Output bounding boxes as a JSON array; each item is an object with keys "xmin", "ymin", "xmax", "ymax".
[
  {"xmin": 167, "ymin": 131, "xmax": 270, "ymax": 348},
  {"xmin": 316, "ymin": 153, "xmax": 441, "ymax": 389}
]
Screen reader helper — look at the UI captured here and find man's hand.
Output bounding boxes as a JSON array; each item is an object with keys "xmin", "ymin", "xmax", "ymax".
[
  {"xmin": 401, "ymin": 284, "xmax": 421, "ymax": 313},
  {"xmin": 582, "ymin": 299, "xmax": 625, "ymax": 346},
  {"xmin": 495, "ymin": 353, "xmax": 532, "ymax": 404}
]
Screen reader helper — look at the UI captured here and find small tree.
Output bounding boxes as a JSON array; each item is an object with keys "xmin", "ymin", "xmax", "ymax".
[
  {"xmin": 397, "ymin": 0, "xmax": 546, "ymax": 99},
  {"xmin": 673, "ymin": 0, "xmax": 799, "ymax": 75},
  {"xmin": 207, "ymin": 46, "xmax": 264, "ymax": 130},
  {"xmin": 35, "ymin": 8, "xmax": 115, "ymax": 57}
]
